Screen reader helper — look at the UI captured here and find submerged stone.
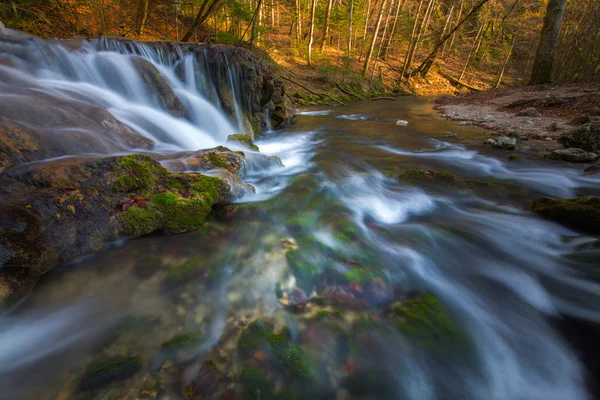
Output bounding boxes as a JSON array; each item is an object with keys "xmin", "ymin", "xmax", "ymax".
[
  {"xmin": 545, "ymin": 148, "xmax": 598, "ymax": 163},
  {"xmin": 227, "ymin": 134, "xmax": 260, "ymax": 151},
  {"xmin": 77, "ymin": 355, "xmax": 141, "ymax": 392},
  {"xmin": 531, "ymin": 196, "xmax": 600, "ymax": 234}
]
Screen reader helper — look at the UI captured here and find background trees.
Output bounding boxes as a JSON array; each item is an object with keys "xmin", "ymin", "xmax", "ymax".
[{"xmin": 1, "ymin": 0, "xmax": 598, "ymax": 88}]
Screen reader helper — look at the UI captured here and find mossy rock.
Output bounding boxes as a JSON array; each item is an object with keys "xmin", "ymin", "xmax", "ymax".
[
  {"xmin": 399, "ymin": 170, "xmax": 459, "ymax": 183},
  {"xmin": 531, "ymin": 196, "xmax": 600, "ymax": 234},
  {"xmin": 77, "ymin": 355, "xmax": 142, "ymax": 392},
  {"xmin": 285, "ymin": 248, "xmax": 324, "ymax": 293},
  {"xmin": 113, "ymin": 154, "xmax": 168, "ymax": 193},
  {"xmin": 160, "ymin": 331, "xmax": 204, "ymax": 351},
  {"xmin": 282, "ymin": 347, "xmax": 315, "ymax": 380},
  {"xmin": 393, "ymin": 294, "xmax": 467, "ymax": 352},
  {"xmin": 237, "ymin": 319, "xmax": 290, "ymax": 360},
  {"xmin": 240, "ymin": 366, "xmax": 273, "ymax": 400},
  {"xmin": 227, "ymin": 134, "xmax": 259, "ymax": 151}
]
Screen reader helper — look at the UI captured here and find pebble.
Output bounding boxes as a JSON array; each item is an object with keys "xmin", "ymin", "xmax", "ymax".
[
  {"xmin": 459, "ymin": 121, "xmax": 474, "ymax": 126},
  {"xmin": 396, "ymin": 120, "xmax": 409, "ymax": 127}
]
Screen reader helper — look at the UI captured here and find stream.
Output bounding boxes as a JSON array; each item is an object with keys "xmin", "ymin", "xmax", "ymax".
[{"xmin": 1, "ymin": 32, "xmax": 600, "ymax": 400}]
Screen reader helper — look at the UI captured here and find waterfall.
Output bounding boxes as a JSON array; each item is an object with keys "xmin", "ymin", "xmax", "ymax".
[{"xmin": 0, "ymin": 30, "xmax": 249, "ymax": 157}]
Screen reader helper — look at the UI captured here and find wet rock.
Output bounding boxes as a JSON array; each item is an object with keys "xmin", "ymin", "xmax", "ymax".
[
  {"xmin": 285, "ymin": 248, "xmax": 323, "ymax": 294},
  {"xmin": 531, "ymin": 196, "xmax": 600, "ymax": 234},
  {"xmin": 392, "ymin": 294, "xmax": 468, "ymax": 352},
  {"xmin": 131, "ymin": 56, "xmax": 188, "ymax": 118},
  {"xmin": 226, "ymin": 134, "xmax": 259, "ymax": 151},
  {"xmin": 547, "ymin": 122, "xmax": 562, "ymax": 132},
  {"xmin": 240, "ymin": 366, "xmax": 273, "ymax": 399},
  {"xmin": 286, "ymin": 288, "xmax": 309, "ymax": 311},
  {"xmin": 508, "ymin": 154, "xmax": 523, "ymax": 161},
  {"xmin": 0, "ymin": 93, "xmax": 155, "ymax": 170},
  {"xmin": 395, "ymin": 120, "xmax": 409, "ymax": 127},
  {"xmin": 516, "ymin": 107, "xmax": 542, "ymax": 117},
  {"xmin": 0, "ymin": 154, "xmax": 234, "ymax": 307},
  {"xmin": 558, "ymin": 122, "xmax": 600, "ymax": 152},
  {"xmin": 157, "ymin": 146, "xmax": 244, "ymax": 174},
  {"xmin": 485, "ymin": 138, "xmax": 496, "ymax": 145},
  {"xmin": 568, "ymin": 115, "xmax": 592, "ymax": 126},
  {"xmin": 459, "ymin": 121, "xmax": 473, "ymax": 126},
  {"xmin": 283, "ymin": 347, "xmax": 315, "ymax": 380},
  {"xmin": 77, "ymin": 355, "xmax": 142, "ymax": 392},
  {"xmin": 491, "ymin": 136, "xmax": 516, "ymax": 150},
  {"xmin": 584, "ymin": 165, "xmax": 600, "ymax": 175},
  {"xmin": 185, "ymin": 360, "xmax": 223, "ymax": 399},
  {"xmin": 545, "ymin": 148, "xmax": 598, "ymax": 163},
  {"xmin": 443, "ymin": 132, "xmax": 457, "ymax": 138}
]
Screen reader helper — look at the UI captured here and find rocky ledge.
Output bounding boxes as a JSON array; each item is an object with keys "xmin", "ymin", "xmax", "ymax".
[{"xmin": 0, "ymin": 150, "xmax": 256, "ymax": 307}]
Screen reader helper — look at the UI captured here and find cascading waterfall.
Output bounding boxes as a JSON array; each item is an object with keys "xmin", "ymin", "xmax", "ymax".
[{"xmin": 0, "ymin": 29, "xmax": 249, "ymax": 154}]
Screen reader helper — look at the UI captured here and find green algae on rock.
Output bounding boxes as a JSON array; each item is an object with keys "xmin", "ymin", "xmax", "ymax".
[
  {"xmin": 160, "ymin": 332, "xmax": 204, "ymax": 351},
  {"xmin": 227, "ymin": 134, "xmax": 260, "ymax": 151},
  {"xmin": 392, "ymin": 294, "xmax": 467, "ymax": 352},
  {"xmin": 77, "ymin": 355, "xmax": 142, "ymax": 392},
  {"xmin": 531, "ymin": 196, "xmax": 600, "ymax": 234}
]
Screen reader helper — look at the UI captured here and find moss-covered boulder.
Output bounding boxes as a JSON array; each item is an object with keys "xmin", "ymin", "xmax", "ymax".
[
  {"xmin": 0, "ymin": 154, "xmax": 234, "ymax": 307},
  {"xmin": 227, "ymin": 134, "xmax": 259, "ymax": 151},
  {"xmin": 392, "ymin": 294, "xmax": 467, "ymax": 352},
  {"xmin": 157, "ymin": 146, "xmax": 244, "ymax": 174},
  {"xmin": 545, "ymin": 148, "xmax": 598, "ymax": 163},
  {"xmin": 237, "ymin": 319, "xmax": 290, "ymax": 361},
  {"xmin": 285, "ymin": 248, "xmax": 324, "ymax": 294},
  {"xmin": 77, "ymin": 355, "xmax": 142, "ymax": 392},
  {"xmin": 558, "ymin": 122, "xmax": 600, "ymax": 152},
  {"xmin": 531, "ymin": 196, "xmax": 600, "ymax": 234},
  {"xmin": 398, "ymin": 170, "xmax": 492, "ymax": 189}
]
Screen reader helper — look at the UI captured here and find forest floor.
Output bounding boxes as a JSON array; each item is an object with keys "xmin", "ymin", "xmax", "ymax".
[{"xmin": 435, "ymin": 83, "xmax": 600, "ymax": 140}]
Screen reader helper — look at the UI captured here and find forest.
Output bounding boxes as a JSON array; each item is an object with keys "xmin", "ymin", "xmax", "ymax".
[{"xmin": 2, "ymin": 0, "xmax": 599, "ymax": 93}]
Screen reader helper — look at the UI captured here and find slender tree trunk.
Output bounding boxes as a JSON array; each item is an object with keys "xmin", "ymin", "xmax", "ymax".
[
  {"xmin": 363, "ymin": 0, "xmax": 373, "ymax": 42},
  {"xmin": 530, "ymin": 0, "xmax": 567, "ymax": 84},
  {"xmin": 459, "ymin": 16, "xmax": 487, "ymax": 81},
  {"xmin": 443, "ymin": 0, "xmax": 463, "ymax": 55},
  {"xmin": 321, "ymin": 0, "xmax": 334, "ymax": 50},
  {"xmin": 495, "ymin": 35, "xmax": 516, "ymax": 88},
  {"xmin": 362, "ymin": 0, "xmax": 388, "ymax": 77},
  {"xmin": 250, "ymin": 0, "xmax": 264, "ymax": 49},
  {"xmin": 182, "ymin": 0, "xmax": 222, "ymax": 42},
  {"xmin": 136, "ymin": 0, "xmax": 149, "ymax": 35},
  {"xmin": 295, "ymin": 0, "xmax": 302, "ymax": 41},
  {"xmin": 308, "ymin": 0, "xmax": 318, "ymax": 66},
  {"xmin": 400, "ymin": 0, "xmax": 425, "ymax": 79},
  {"xmin": 410, "ymin": 0, "xmax": 436, "ymax": 74},
  {"xmin": 348, "ymin": 0, "xmax": 354, "ymax": 57},
  {"xmin": 410, "ymin": 0, "xmax": 491, "ymax": 77},
  {"xmin": 371, "ymin": 0, "xmax": 394, "ymax": 83},
  {"xmin": 382, "ymin": 0, "xmax": 404, "ymax": 59}
]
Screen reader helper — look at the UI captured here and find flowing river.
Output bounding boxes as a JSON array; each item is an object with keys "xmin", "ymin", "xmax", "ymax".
[{"xmin": 1, "ymin": 31, "xmax": 600, "ymax": 400}]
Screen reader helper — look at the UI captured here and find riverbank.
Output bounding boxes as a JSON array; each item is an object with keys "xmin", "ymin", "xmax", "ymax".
[{"xmin": 434, "ymin": 83, "xmax": 600, "ymax": 163}]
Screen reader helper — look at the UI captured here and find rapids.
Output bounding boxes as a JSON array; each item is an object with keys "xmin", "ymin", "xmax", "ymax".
[{"xmin": 1, "ymin": 30, "xmax": 600, "ymax": 400}]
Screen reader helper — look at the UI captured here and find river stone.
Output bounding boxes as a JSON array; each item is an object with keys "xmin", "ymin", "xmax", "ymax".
[
  {"xmin": 545, "ymin": 148, "xmax": 598, "ymax": 163},
  {"xmin": 558, "ymin": 122, "xmax": 600, "ymax": 152},
  {"xmin": 0, "ymin": 154, "xmax": 235, "ymax": 308},
  {"xmin": 492, "ymin": 136, "xmax": 516, "ymax": 150},
  {"xmin": 516, "ymin": 108, "xmax": 542, "ymax": 117},
  {"xmin": 531, "ymin": 196, "xmax": 600, "ymax": 234},
  {"xmin": 131, "ymin": 56, "xmax": 188, "ymax": 118},
  {"xmin": 568, "ymin": 115, "xmax": 592, "ymax": 126}
]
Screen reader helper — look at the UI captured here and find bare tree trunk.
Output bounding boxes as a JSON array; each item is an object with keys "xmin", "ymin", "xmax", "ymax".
[
  {"xmin": 400, "ymin": 0, "xmax": 425, "ymax": 79},
  {"xmin": 382, "ymin": 0, "xmax": 404, "ymax": 59},
  {"xmin": 495, "ymin": 35, "xmax": 516, "ymax": 88},
  {"xmin": 182, "ymin": 0, "xmax": 222, "ymax": 42},
  {"xmin": 348, "ymin": 0, "xmax": 354, "ymax": 57},
  {"xmin": 410, "ymin": 0, "xmax": 491, "ymax": 77},
  {"xmin": 308, "ymin": 0, "xmax": 318, "ymax": 66},
  {"xmin": 362, "ymin": 0, "xmax": 388, "ymax": 77},
  {"xmin": 136, "ymin": 0, "xmax": 149, "ymax": 35},
  {"xmin": 443, "ymin": 0, "xmax": 463, "ymax": 55},
  {"xmin": 295, "ymin": 0, "xmax": 302, "ymax": 41},
  {"xmin": 370, "ymin": 0, "xmax": 394, "ymax": 83},
  {"xmin": 410, "ymin": 0, "xmax": 436, "ymax": 73},
  {"xmin": 321, "ymin": 0, "xmax": 334, "ymax": 50},
  {"xmin": 363, "ymin": 0, "xmax": 373, "ymax": 42},
  {"xmin": 459, "ymin": 15, "xmax": 487, "ymax": 81},
  {"xmin": 530, "ymin": 0, "xmax": 567, "ymax": 84},
  {"xmin": 250, "ymin": 0, "xmax": 264, "ymax": 49}
]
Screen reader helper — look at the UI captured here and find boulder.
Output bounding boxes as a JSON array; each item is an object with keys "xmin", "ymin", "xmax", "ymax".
[
  {"xmin": 516, "ymin": 107, "xmax": 542, "ymax": 117},
  {"xmin": 226, "ymin": 134, "xmax": 259, "ymax": 151},
  {"xmin": 568, "ymin": 115, "xmax": 592, "ymax": 126},
  {"xmin": 130, "ymin": 56, "xmax": 188, "ymax": 118},
  {"xmin": 531, "ymin": 196, "xmax": 600, "ymax": 234},
  {"xmin": 485, "ymin": 136, "xmax": 516, "ymax": 150},
  {"xmin": 558, "ymin": 122, "xmax": 600, "ymax": 152},
  {"xmin": 0, "ymin": 154, "xmax": 235, "ymax": 307},
  {"xmin": 156, "ymin": 146, "xmax": 245, "ymax": 174},
  {"xmin": 545, "ymin": 148, "xmax": 598, "ymax": 163}
]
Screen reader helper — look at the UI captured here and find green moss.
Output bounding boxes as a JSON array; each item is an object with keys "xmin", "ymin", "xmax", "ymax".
[
  {"xmin": 240, "ymin": 366, "xmax": 273, "ymax": 400},
  {"xmin": 190, "ymin": 175, "xmax": 223, "ymax": 204},
  {"xmin": 237, "ymin": 319, "xmax": 274, "ymax": 360},
  {"xmin": 393, "ymin": 294, "xmax": 466, "ymax": 351},
  {"xmin": 508, "ymin": 154, "xmax": 523, "ymax": 161},
  {"xmin": 282, "ymin": 348, "xmax": 315, "ymax": 380},
  {"xmin": 160, "ymin": 332, "xmax": 204, "ymax": 351},
  {"xmin": 228, "ymin": 134, "xmax": 259, "ymax": 151},
  {"xmin": 399, "ymin": 170, "xmax": 458, "ymax": 182},
  {"xmin": 285, "ymin": 248, "xmax": 323, "ymax": 293},
  {"xmin": 120, "ymin": 206, "xmax": 160, "ymax": 236},
  {"xmin": 344, "ymin": 268, "xmax": 371, "ymax": 284},
  {"xmin": 78, "ymin": 355, "xmax": 141, "ymax": 391},
  {"xmin": 203, "ymin": 152, "xmax": 229, "ymax": 170},
  {"xmin": 531, "ymin": 196, "xmax": 600, "ymax": 234},
  {"xmin": 150, "ymin": 192, "xmax": 211, "ymax": 233},
  {"xmin": 114, "ymin": 155, "xmax": 167, "ymax": 193}
]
